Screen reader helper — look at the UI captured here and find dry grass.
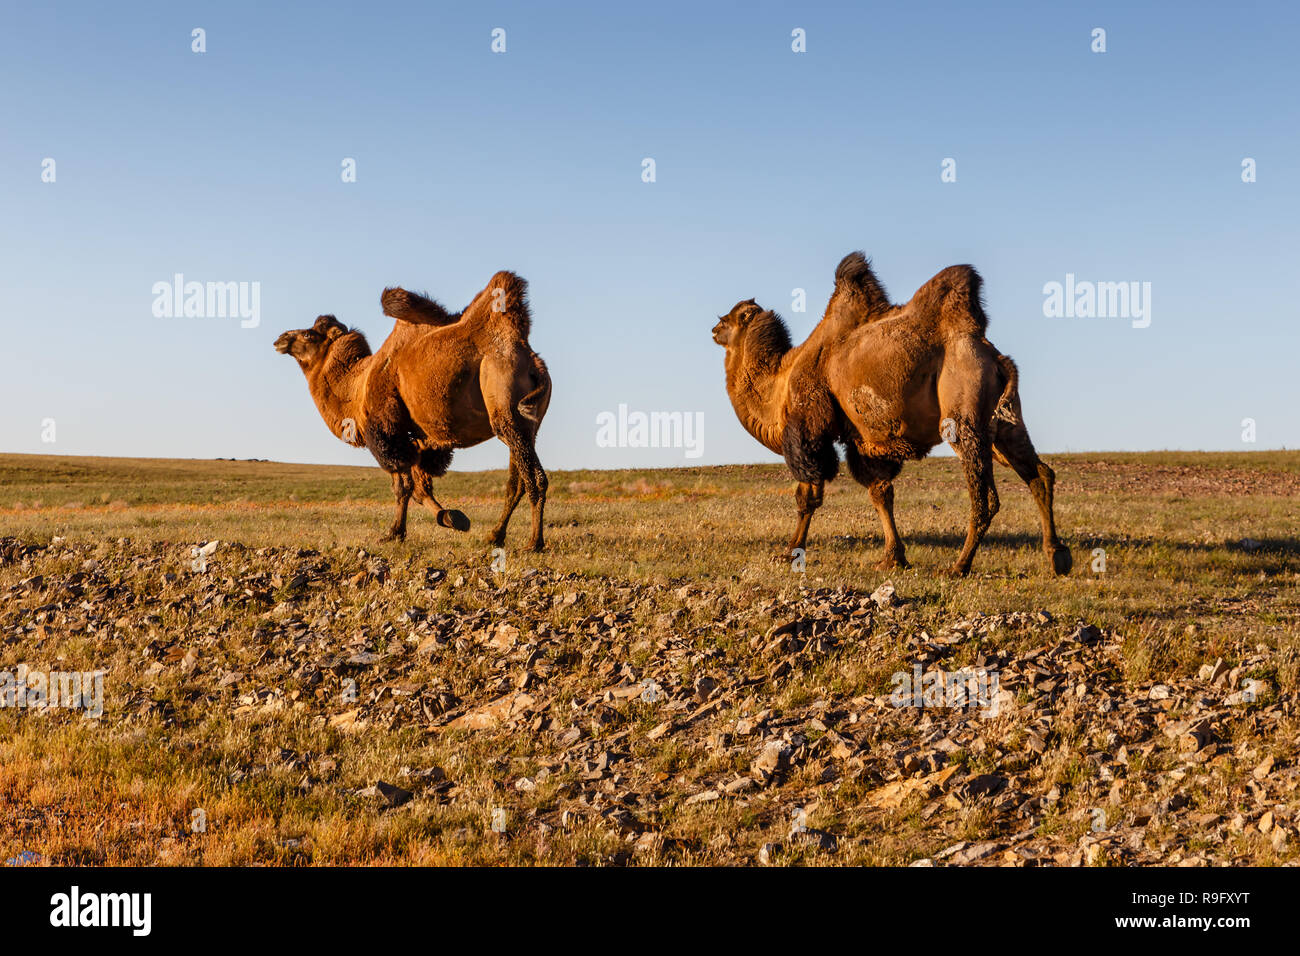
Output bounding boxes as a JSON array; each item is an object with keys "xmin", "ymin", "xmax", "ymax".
[{"xmin": 1, "ymin": 451, "xmax": 1297, "ymax": 866}]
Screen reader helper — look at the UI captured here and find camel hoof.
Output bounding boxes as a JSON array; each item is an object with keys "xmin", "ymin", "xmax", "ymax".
[
  {"xmin": 486, "ymin": 532, "xmax": 506, "ymax": 548},
  {"xmin": 529, "ymin": 540, "xmax": 546, "ymax": 554},
  {"xmin": 874, "ymin": 555, "xmax": 909, "ymax": 571},
  {"xmin": 942, "ymin": 564, "xmax": 972, "ymax": 578},
  {"xmin": 380, "ymin": 530, "xmax": 406, "ymax": 544},
  {"xmin": 437, "ymin": 509, "xmax": 471, "ymax": 532},
  {"xmin": 1051, "ymin": 546, "xmax": 1072, "ymax": 576}
]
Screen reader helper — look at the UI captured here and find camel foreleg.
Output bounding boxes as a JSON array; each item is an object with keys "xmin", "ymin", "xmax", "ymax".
[
  {"xmin": 410, "ymin": 458, "xmax": 470, "ymax": 533},
  {"xmin": 844, "ymin": 448, "xmax": 907, "ymax": 569},
  {"xmin": 778, "ymin": 480, "xmax": 824, "ymax": 562},
  {"xmin": 381, "ymin": 471, "xmax": 414, "ymax": 542}
]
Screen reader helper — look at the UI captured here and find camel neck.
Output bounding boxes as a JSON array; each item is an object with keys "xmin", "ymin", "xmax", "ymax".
[
  {"xmin": 306, "ymin": 351, "xmax": 369, "ymax": 440},
  {"xmin": 724, "ymin": 347, "xmax": 788, "ymax": 456}
]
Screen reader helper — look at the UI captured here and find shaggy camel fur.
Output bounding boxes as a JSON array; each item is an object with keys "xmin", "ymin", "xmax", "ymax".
[
  {"xmin": 714, "ymin": 252, "xmax": 1069, "ymax": 576},
  {"xmin": 275, "ymin": 271, "xmax": 551, "ymax": 550}
]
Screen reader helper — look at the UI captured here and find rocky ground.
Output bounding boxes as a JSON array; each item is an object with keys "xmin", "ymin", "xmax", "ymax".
[{"xmin": 3, "ymin": 527, "xmax": 1296, "ymax": 866}]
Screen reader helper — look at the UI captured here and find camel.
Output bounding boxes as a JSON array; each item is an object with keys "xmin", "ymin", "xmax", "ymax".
[
  {"xmin": 274, "ymin": 271, "xmax": 551, "ymax": 550},
  {"xmin": 714, "ymin": 252, "xmax": 1069, "ymax": 576}
]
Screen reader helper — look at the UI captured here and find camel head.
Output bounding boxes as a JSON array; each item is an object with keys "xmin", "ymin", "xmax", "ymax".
[
  {"xmin": 712, "ymin": 299, "xmax": 764, "ymax": 348},
  {"xmin": 274, "ymin": 315, "xmax": 349, "ymax": 368}
]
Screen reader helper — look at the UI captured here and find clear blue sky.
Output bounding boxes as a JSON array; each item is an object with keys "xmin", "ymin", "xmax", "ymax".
[{"xmin": 3, "ymin": 1, "xmax": 1296, "ymax": 470}]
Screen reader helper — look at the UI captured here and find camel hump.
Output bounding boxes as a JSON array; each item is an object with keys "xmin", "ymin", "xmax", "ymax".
[
  {"xmin": 909, "ymin": 264, "xmax": 988, "ymax": 335},
  {"xmin": 381, "ymin": 287, "xmax": 459, "ymax": 326},
  {"xmin": 819, "ymin": 252, "xmax": 892, "ymax": 334},
  {"xmin": 834, "ymin": 252, "xmax": 891, "ymax": 314},
  {"xmin": 481, "ymin": 270, "xmax": 532, "ymax": 337}
]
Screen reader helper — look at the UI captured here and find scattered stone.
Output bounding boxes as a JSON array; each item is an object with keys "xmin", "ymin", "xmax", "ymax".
[
  {"xmin": 752, "ymin": 742, "xmax": 792, "ymax": 783},
  {"xmin": 685, "ymin": 789, "xmax": 721, "ymax": 806},
  {"xmin": 374, "ymin": 780, "xmax": 413, "ymax": 808},
  {"xmin": 790, "ymin": 828, "xmax": 837, "ymax": 852},
  {"xmin": 1069, "ymin": 624, "xmax": 1102, "ymax": 644},
  {"xmin": 870, "ymin": 582, "xmax": 899, "ymax": 609}
]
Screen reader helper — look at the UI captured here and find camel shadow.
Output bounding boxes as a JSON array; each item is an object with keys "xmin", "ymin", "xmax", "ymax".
[{"xmin": 825, "ymin": 531, "xmax": 1300, "ymax": 558}]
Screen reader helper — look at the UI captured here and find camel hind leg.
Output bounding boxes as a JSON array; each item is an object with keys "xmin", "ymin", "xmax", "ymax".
[
  {"xmin": 487, "ymin": 457, "xmax": 526, "ymax": 547},
  {"xmin": 993, "ymin": 418, "xmax": 1070, "ymax": 574},
  {"xmin": 493, "ymin": 417, "xmax": 546, "ymax": 552},
  {"xmin": 522, "ymin": 442, "xmax": 548, "ymax": 552},
  {"xmin": 948, "ymin": 417, "xmax": 999, "ymax": 576}
]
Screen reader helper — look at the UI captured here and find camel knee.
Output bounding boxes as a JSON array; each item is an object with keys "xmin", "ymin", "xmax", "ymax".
[
  {"xmin": 1036, "ymin": 460, "xmax": 1055, "ymax": 494},
  {"xmin": 794, "ymin": 482, "xmax": 823, "ymax": 515},
  {"xmin": 867, "ymin": 480, "xmax": 893, "ymax": 509}
]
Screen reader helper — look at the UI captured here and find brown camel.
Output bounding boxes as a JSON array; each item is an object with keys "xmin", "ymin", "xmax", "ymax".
[
  {"xmin": 714, "ymin": 252, "xmax": 1069, "ymax": 576},
  {"xmin": 275, "ymin": 271, "xmax": 551, "ymax": 550}
]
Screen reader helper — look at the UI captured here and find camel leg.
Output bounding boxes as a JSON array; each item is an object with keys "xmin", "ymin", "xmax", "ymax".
[
  {"xmin": 949, "ymin": 418, "xmax": 998, "ymax": 576},
  {"xmin": 410, "ymin": 462, "xmax": 471, "ymax": 533},
  {"xmin": 866, "ymin": 479, "xmax": 908, "ymax": 570},
  {"xmin": 487, "ymin": 458, "xmax": 526, "ymax": 547},
  {"xmin": 778, "ymin": 480, "xmax": 824, "ymax": 560},
  {"xmin": 381, "ymin": 471, "xmax": 414, "ymax": 542},
  {"xmin": 845, "ymin": 449, "xmax": 907, "ymax": 569},
  {"xmin": 495, "ymin": 420, "xmax": 547, "ymax": 553},
  {"xmin": 523, "ymin": 449, "xmax": 548, "ymax": 553},
  {"xmin": 994, "ymin": 419, "xmax": 1070, "ymax": 575}
]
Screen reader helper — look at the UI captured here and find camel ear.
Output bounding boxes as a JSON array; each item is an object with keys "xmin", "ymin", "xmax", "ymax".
[
  {"xmin": 313, "ymin": 315, "xmax": 345, "ymax": 339},
  {"xmin": 736, "ymin": 300, "xmax": 762, "ymax": 325}
]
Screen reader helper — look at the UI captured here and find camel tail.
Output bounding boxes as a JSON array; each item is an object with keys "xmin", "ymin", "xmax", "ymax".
[
  {"xmin": 517, "ymin": 352, "xmax": 551, "ymax": 425},
  {"xmin": 381, "ymin": 287, "xmax": 459, "ymax": 326},
  {"xmin": 993, "ymin": 352, "xmax": 1020, "ymax": 425}
]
